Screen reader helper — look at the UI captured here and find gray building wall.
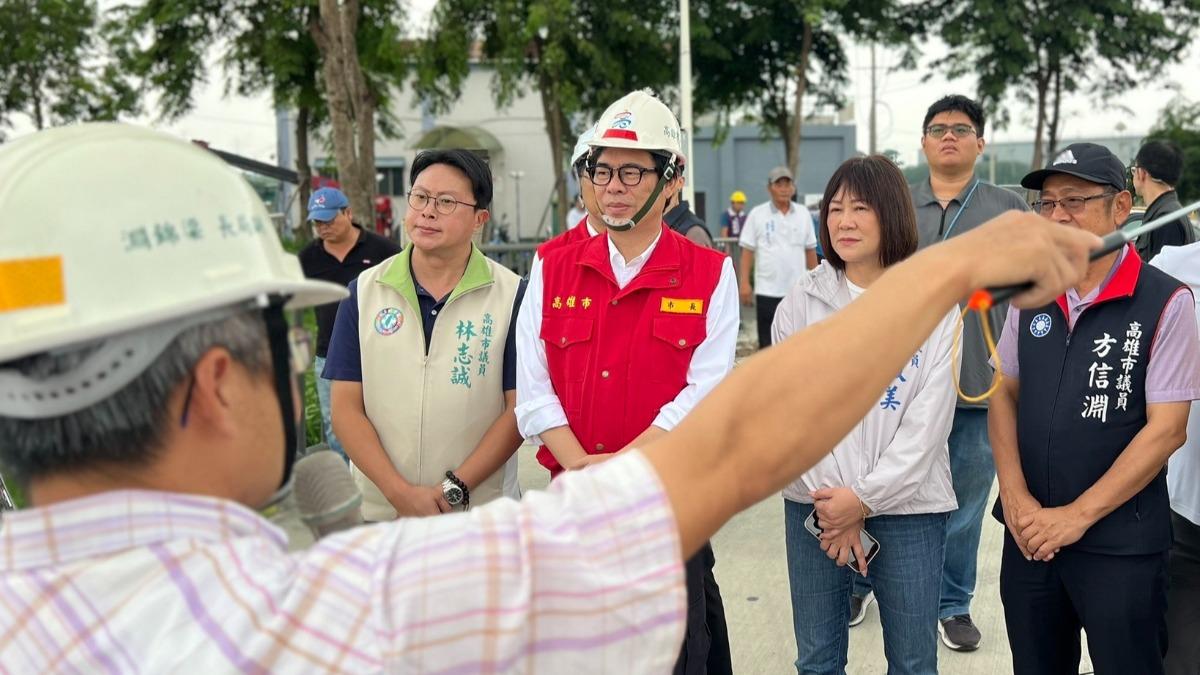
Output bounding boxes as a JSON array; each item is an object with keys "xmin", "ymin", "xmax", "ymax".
[{"xmin": 690, "ymin": 124, "xmax": 857, "ymax": 223}]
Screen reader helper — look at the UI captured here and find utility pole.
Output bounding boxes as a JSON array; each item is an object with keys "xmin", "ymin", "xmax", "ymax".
[
  {"xmin": 869, "ymin": 43, "xmax": 877, "ymax": 155},
  {"xmin": 679, "ymin": 0, "xmax": 696, "ymax": 205}
]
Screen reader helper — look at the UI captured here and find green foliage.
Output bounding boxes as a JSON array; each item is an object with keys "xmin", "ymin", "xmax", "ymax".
[
  {"xmin": 689, "ymin": 0, "xmax": 912, "ymax": 170},
  {"xmin": 1146, "ymin": 98, "xmax": 1200, "ymax": 202},
  {"xmin": 0, "ymin": 0, "xmax": 139, "ymax": 137},
  {"xmin": 415, "ymin": 0, "xmax": 679, "ymax": 230},
  {"xmin": 921, "ymin": 0, "xmax": 1200, "ymax": 166},
  {"xmin": 114, "ymin": 0, "xmax": 408, "ymax": 133}
]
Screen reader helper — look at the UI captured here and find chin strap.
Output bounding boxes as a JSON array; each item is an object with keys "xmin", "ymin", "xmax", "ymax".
[
  {"xmin": 600, "ymin": 159, "xmax": 677, "ymax": 231},
  {"xmin": 260, "ymin": 297, "xmax": 299, "ymax": 508}
]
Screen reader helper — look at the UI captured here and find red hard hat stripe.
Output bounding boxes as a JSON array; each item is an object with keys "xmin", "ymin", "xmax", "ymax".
[{"xmin": 602, "ymin": 129, "xmax": 639, "ymax": 141}]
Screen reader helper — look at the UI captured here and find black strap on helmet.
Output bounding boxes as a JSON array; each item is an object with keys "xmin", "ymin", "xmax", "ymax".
[{"xmin": 261, "ymin": 297, "xmax": 299, "ymax": 494}]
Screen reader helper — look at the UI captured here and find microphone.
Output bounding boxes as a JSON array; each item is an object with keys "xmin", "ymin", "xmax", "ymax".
[{"xmin": 293, "ymin": 450, "xmax": 364, "ymax": 538}]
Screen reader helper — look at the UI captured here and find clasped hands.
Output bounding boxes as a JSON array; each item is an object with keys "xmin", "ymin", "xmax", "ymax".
[
  {"xmin": 812, "ymin": 487, "xmax": 870, "ymax": 576},
  {"xmin": 1001, "ymin": 490, "xmax": 1091, "ymax": 562}
]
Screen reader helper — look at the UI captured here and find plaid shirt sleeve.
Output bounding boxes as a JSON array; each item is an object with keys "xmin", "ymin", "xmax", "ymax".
[{"xmin": 0, "ymin": 450, "xmax": 686, "ymax": 674}]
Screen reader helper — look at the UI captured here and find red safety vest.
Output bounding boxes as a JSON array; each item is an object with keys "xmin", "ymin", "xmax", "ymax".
[
  {"xmin": 537, "ymin": 217, "xmax": 593, "ymax": 259},
  {"xmin": 537, "ymin": 225, "xmax": 726, "ymax": 475}
]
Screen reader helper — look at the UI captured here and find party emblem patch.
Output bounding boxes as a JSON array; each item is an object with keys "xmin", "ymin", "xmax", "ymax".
[
  {"xmin": 374, "ymin": 307, "xmax": 403, "ymax": 335},
  {"xmin": 1029, "ymin": 312, "xmax": 1052, "ymax": 338}
]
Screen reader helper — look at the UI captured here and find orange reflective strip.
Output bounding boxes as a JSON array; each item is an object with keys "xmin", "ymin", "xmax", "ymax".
[{"xmin": 0, "ymin": 256, "xmax": 65, "ymax": 312}]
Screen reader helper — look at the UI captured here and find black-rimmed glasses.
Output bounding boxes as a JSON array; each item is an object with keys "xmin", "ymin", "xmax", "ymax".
[{"xmin": 588, "ymin": 163, "xmax": 658, "ymax": 187}]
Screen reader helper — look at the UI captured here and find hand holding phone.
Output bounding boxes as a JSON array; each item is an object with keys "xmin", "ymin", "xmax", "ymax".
[{"xmin": 804, "ymin": 509, "xmax": 880, "ymax": 574}]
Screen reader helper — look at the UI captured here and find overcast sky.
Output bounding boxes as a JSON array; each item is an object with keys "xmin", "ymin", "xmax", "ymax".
[{"xmin": 9, "ymin": 2, "xmax": 1199, "ymax": 168}]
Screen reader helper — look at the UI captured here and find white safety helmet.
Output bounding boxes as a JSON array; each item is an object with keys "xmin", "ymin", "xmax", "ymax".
[
  {"xmin": 0, "ymin": 123, "xmax": 347, "ymax": 418},
  {"xmin": 586, "ymin": 89, "xmax": 684, "ymax": 230},
  {"xmin": 570, "ymin": 122, "xmax": 598, "ymax": 171},
  {"xmin": 589, "ymin": 89, "xmax": 684, "ymax": 158}
]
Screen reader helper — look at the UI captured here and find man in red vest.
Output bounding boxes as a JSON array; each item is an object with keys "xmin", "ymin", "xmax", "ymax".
[{"xmin": 516, "ymin": 89, "xmax": 740, "ymax": 674}]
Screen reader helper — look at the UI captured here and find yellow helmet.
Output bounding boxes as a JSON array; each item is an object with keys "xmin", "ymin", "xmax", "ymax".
[{"xmin": 730, "ymin": 191, "xmax": 747, "ymax": 203}]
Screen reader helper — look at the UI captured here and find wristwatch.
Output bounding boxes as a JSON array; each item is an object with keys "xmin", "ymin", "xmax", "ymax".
[{"xmin": 442, "ymin": 471, "xmax": 469, "ymax": 508}]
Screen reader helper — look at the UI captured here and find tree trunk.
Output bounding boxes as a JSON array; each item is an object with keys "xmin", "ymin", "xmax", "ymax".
[
  {"xmin": 294, "ymin": 105, "xmax": 314, "ymax": 245},
  {"xmin": 785, "ymin": 22, "xmax": 813, "ymax": 177},
  {"xmin": 1046, "ymin": 63, "xmax": 1063, "ymax": 161},
  {"xmin": 536, "ymin": 48, "xmax": 568, "ymax": 239},
  {"xmin": 31, "ymin": 87, "xmax": 44, "ymax": 130},
  {"xmin": 311, "ymin": 0, "xmax": 375, "ymax": 223},
  {"xmin": 1030, "ymin": 63, "xmax": 1050, "ymax": 171}
]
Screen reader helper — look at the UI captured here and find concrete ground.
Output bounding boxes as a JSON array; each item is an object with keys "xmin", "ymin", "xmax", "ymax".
[{"xmin": 513, "ymin": 449, "xmax": 1094, "ymax": 675}]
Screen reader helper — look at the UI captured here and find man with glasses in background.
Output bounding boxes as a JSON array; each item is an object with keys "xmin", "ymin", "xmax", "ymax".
[
  {"xmin": 1131, "ymin": 139, "xmax": 1195, "ymax": 261},
  {"xmin": 516, "ymin": 89, "xmax": 739, "ymax": 675},
  {"xmin": 989, "ymin": 143, "xmax": 1200, "ymax": 674},
  {"xmin": 298, "ymin": 187, "xmax": 401, "ymax": 462},
  {"xmin": 324, "ymin": 149, "xmax": 527, "ymax": 519},
  {"xmin": 879, "ymin": 95, "xmax": 1030, "ymax": 651}
]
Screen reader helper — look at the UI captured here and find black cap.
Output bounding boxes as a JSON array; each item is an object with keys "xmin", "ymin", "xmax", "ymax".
[{"xmin": 1020, "ymin": 142, "xmax": 1127, "ymax": 193}]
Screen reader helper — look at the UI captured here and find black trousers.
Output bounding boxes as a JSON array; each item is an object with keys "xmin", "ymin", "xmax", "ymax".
[
  {"xmin": 672, "ymin": 542, "xmax": 732, "ymax": 675},
  {"xmin": 755, "ymin": 295, "xmax": 783, "ymax": 349},
  {"xmin": 1166, "ymin": 511, "xmax": 1200, "ymax": 675},
  {"xmin": 1000, "ymin": 532, "xmax": 1169, "ymax": 675}
]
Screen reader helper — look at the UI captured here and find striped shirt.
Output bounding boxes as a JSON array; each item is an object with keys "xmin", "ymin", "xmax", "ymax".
[{"xmin": 0, "ymin": 451, "xmax": 685, "ymax": 674}]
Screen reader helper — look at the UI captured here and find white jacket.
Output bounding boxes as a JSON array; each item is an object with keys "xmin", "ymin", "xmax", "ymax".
[
  {"xmin": 772, "ymin": 261, "xmax": 961, "ymax": 515},
  {"xmin": 1151, "ymin": 243, "xmax": 1200, "ymax": 525}
]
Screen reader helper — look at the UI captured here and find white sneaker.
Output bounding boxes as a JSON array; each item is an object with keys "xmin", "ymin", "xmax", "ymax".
[{"xmin": 849, "ymin": 591, "xmax": 875, "ymax": 627}]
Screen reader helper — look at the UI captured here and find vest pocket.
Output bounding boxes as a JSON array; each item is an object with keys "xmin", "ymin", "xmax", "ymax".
[
  {"xmin": 541, "ymin": 315, "xmax": 594, "ymax": 352},
  {"xmin": 541, "ymin": 316, "xmax": 595, "ymax": 414},
  {"xmin": 647, "ymin": 315, "xmax": 707, "ymax": 381}
]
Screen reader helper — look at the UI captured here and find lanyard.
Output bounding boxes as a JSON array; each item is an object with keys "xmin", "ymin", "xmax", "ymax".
[{"xmin": 941, "ymin": 179, "xmax": 980, "ymax": 241}]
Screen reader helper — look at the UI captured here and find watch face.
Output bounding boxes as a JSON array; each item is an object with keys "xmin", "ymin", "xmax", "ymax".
[{"xmin": 443, "ymin": 483, "xmax": 464, "ymax": 506}]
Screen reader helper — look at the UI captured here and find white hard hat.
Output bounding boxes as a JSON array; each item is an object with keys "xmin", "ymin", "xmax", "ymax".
[
  {"xmin": 570, "ymin": 122, "xmax": 598, "ymax": 167},
  {"xmin": 0, "ymin": 123, "xmax": 347, "ymax": 415},
  {"xmin": 589, "ymin": 89, "xmax": 684, "ymax": 158}
]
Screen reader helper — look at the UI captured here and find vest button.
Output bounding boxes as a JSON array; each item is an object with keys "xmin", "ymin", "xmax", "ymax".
[
  {"xmin": 560, "ymin": 336, "xmax": 567, "ymax": 345},
  {"xmin": 601, "ymin": 370, "xmax": 610, "ymax": 378},
  {"xmin": 595, "ymin": 443, "xmax": 605, "ymax": 451},
  {"xmin": 670, "ymin": 277, "xmax": 678, "ymax": 285},
  {"xmin": 611, "ymin": 299, "xmax": 618, "ymax": 306},
  {"xmin": 678, "ymin": 339, "xmax": 687, "ymax": 347}
]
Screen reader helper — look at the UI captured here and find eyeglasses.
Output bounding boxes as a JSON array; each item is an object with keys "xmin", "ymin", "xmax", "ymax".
[
  {"xmin": 1032, "ymin": 192, "xmax": 1115, "ymax": 215},
  {"xmin": 924, "ymin": 124, "xmax": 978, "ymax": 139},
  {"xmin": 589, "ymin": 163, "xmax": 658, "ymax": 187},
  {"xmin": 408, "ymin": 191, "xmax": 477, "ymax": 215}
]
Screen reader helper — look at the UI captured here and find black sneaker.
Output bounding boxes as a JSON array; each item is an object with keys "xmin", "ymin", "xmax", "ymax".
[
  {"xmin": 938, "ymin": 614, "xmax": 982, "ymax": 651},
  {"xmin": 849, "ymin": 591, "xmax": 874, "ymax": 627}
]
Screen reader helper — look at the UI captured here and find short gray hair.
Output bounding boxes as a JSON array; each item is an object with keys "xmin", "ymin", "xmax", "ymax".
[{"xmin": 0, "ymin": 311, "xmax": 270, "ymax": 485}]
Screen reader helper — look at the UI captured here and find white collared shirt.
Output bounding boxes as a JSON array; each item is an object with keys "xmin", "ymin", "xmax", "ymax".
[
  {"xmin": 738, "ymin": 200, "xmax": 818, "ymax": 298},
  {"xmin": 516, "ymin": 232, "xmax": 739, "ymax": 444}
]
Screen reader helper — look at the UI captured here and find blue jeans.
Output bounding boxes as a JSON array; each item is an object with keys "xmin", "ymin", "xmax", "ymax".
[
  {"xmin": 313, "ymin": 356, "xmax": 347, "ymax": 462},
  {"xmin": 939, "ymin": 408, "xmax": 994, "ymax": 619},
  {"xmin": 785, "ymin": 500, "xmax": 946, "ymax": 675}
]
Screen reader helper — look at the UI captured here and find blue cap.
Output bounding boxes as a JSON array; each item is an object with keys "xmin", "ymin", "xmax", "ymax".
[{"xmin": 307, "ymin": 187, "xmax": 349, "ymax": 222}]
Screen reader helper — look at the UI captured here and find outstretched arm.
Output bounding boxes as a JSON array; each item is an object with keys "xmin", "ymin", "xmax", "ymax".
[{"xmin": 641, "ymin": 211, "xmax": 1100, "ymax": 557}]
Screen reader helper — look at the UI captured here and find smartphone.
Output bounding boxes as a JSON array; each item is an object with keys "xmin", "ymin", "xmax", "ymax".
[{"xmin": 804, "ymin": 509, "xmax": 881, "ymax": 574}]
